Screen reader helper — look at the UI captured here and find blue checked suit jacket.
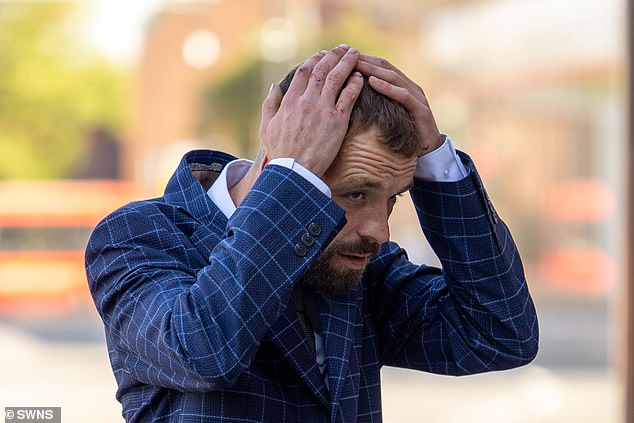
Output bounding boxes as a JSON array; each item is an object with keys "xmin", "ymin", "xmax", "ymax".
[{"xmin": 85, "ymin": 149, "xmax": 538, "ymax": 422}]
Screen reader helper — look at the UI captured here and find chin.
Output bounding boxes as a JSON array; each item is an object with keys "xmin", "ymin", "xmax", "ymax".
[{"xmin": 302, "ymin": 265, "xmax": 364, "ymax": 297}]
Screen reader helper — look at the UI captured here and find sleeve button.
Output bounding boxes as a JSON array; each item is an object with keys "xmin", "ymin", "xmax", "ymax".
[
  {"xmin": 294, "ymin": 243, "xmax": 308, "ymax": 257},
  {"xmin": 301, "ymin": 232, "xmax": 315, "ymax": 247},
  {"xmin": 308, "ymin": 222, "xmax": 321, "ymax": 236}
]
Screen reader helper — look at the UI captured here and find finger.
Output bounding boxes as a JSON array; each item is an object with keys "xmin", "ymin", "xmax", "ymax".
[
  {"xmin": 355, "ymin": 59, "xmax": 400, "ymax": 82},
  {"xmin": 367, "ymin": 67, "xmax": 428, "ymax": 104},
  {"xmin": 320, "ymin": 47, "xmax": 360, "ymax": 101},
  {"xmin": 357, "ymin": 57, "xmax": 393, "ymax": 79},
  {"xmin": 358, "ymin": 53, "xmax": 397, "ymax": 71},
  {"xmin": 305, "ymin": 44, "xmax": 352, "ymax": 95},
  {"xmin": 335, "ymin": 71, "xmax": 363, "ymax": 114},
  {"xmin": 368, "ymin": 76, "xmax": 420, "ymax": 111},
  {"xmin": 259, "ymin": 83, "xmax": 282, "ymax": 136},
  {"xmin": 368, "ymin": 76, "xmax": 441, "ymax": 152},
  {"xmin": 284, "ymin": 51, "xmax": 327, "ymax": 97}
]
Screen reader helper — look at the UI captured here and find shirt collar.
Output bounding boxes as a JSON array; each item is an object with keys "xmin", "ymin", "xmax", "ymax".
[{"xmin": 207, "ymin": 158, "xmax": 253, "ymax": 219}]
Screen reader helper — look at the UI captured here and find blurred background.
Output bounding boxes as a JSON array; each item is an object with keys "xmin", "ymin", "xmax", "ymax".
[{"xmin": 0, "ymin": 0, "xmax": 627, "ymax": 422}]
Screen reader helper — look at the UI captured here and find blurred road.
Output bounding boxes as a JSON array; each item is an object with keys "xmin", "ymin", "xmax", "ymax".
[{"xmin": 0, "ymin": 311, "xmax": 622, "ymax": 423}]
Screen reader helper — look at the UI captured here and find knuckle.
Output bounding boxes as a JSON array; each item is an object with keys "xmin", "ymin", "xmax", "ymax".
[
  {"xmin": 311, "ymin": 64, "xmax": 329, "ymax": 81},
  {"xmin": 337, "ymin": 88, "xmax": 354, "ymax": 105},
  {"xmin": 326, "ymin": 70, "xmax": 344, "ymax": 86},
  {"xmin": 297, "ymin": 98, "xmax": 312, "ymax": 112},
  {"xmin": 296, "ymin": 63, "xmax": 312, "ymax": 76},
  {"xmin": 386, "ymin": 69, "xmax": 399, "ymax": 80},
  {"xmin": 330, "ymin": 46, "xmax": 345, "ymax": 55}
]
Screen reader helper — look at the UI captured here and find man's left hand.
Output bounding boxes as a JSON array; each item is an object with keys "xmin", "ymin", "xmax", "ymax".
[{"xmin": 356, "ymin": 54, "xmax": 443, "ymax": 156}]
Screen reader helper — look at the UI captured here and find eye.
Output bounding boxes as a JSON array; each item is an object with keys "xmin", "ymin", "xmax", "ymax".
[{"xmin": 348, "ymin": 192, "xmax": 365, "ymax": 201}]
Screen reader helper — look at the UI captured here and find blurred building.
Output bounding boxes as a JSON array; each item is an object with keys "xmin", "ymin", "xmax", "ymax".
[
  {"xmin": 0, "ymin": 0, "xmax": 626, "ymax": 422},
  {"xmin": 129, "ymin": 0, "xmax": 625, "ymax": 296},
  {"xmin": 127, "ymin": 0, "xmax": 474, "ymax": 192},
  {"xmin": 0, "ymin": 0, "xmax": 623, "ymax": 369}
]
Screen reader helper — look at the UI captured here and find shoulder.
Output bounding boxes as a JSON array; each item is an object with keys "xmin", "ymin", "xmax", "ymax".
[
  {"xmin": 96, "ymin": 197, "xmax": 174, "ymax": 227},
  {"xmin": 88, "ymin": 197, "xmax": 191, "ymax": 248}
]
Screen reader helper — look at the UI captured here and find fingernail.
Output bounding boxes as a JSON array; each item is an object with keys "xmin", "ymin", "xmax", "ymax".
[
  {"xmin": 268, "ymin": 83, "xmax": 275, "ymax": 94},
  {"xmin": 348, "ymin": 47, "xmax": 358, "ymax": 54},
  {"xmin": 319, "ymin": 50, "xmax": 328, "ymax": 54},
  {"xmin": 338, "ymin": 43, "xmax": 350, "ymax": 49}
]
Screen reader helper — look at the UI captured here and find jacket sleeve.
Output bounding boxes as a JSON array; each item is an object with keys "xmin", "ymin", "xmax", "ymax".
[
  {"xmin": 369, "ymin": 152, "xmax": 538, "ymax": 376},
  {"xmin": 85, "ymin": 165, "xmax": 345, "ymax": 392}
]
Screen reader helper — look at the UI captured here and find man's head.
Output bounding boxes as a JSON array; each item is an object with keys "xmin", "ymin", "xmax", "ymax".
[
  {"xmin": 278, "ymin": 63, "xmax": 420, "ymax": 296},
  {"xmin": 278, "ymin": 67, "xmax": 422, "ymax": 158}
]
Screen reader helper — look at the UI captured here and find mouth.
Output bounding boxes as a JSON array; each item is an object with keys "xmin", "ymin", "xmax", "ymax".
[{"xmin": 338, "ymin": 253, "xmax": 370, "ymax": 269}]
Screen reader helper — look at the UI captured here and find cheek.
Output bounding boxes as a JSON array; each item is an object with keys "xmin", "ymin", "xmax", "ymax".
[
  {"xmin": 387, "ymin": 199, "xmax": 397, "ymax": 217},
  {"xmin": 332, "ymin": 208, "xmax": 360, "ymax": 241}
]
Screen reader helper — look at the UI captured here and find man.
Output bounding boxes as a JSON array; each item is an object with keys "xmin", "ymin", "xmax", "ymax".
[{"xmin": 86, "ymin": 45, "xmax": 538, "ymax": 422}]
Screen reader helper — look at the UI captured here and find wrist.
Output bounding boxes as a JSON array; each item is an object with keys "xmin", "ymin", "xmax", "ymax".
[
  {"xmin": 418, "ymin": 133, "xmax": 444, "ymax": 157},
  {"xmin": 268, "ymin": 158, "xmax": 331, "ymax": 198},
  {"xmin": 414, "ymin": 134, "xmax": 469, "ymax": 182}
]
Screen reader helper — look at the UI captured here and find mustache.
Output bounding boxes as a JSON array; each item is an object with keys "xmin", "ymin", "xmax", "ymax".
[{"xmin": 330, "ymin": 237, "xmax": 381, "ymax": 256}]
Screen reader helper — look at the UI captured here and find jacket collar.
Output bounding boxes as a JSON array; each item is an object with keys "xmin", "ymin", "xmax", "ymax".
[{"xmin": 163, "ymin": 149, "xmax": 237, "ymax": 224}]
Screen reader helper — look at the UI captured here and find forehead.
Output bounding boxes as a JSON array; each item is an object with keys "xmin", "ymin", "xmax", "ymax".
[{"xmin": 323, "ymin": 127, "xmax": 417, "ymax": 192}]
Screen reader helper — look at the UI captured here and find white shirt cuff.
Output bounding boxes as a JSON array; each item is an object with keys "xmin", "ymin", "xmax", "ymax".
[
  {"xmin": 414, "ymin": 134, "xmax": 469, "ymax": 182},
  {"xmin": 268, "ymin": 158, "xmax": 332, "ymax": 198}
]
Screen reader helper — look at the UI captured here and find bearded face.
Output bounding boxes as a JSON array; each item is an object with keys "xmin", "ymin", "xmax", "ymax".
[
  {"xmin": 305, "ymin": 128, "xmax": 417, "ymax": 296},
  {"xmin": 301, "ymin": 236, "xmax": 380, "ymax": 296}
]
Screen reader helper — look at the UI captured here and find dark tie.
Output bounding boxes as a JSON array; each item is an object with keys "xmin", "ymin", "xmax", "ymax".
[{"xmin": 292, "ymin": 283, "xmax": 316, "ymax": 356}]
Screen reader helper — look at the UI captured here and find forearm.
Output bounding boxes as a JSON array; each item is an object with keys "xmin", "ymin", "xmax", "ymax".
[
  {"xmin": 86, "ymin": 166, "xmax": 345, "ymax": 391},
  {"xmin": 410, "ymin": 152, "xmax": 538, "ymax": 371},
  {"xmin": 376, "ymin": 153, "xmax": 537, "ymax": 375}
]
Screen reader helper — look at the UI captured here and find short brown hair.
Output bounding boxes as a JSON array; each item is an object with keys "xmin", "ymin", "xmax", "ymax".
[{"xmin": 278, "ymin": 66, "xmax": 421, "ymax": 157}]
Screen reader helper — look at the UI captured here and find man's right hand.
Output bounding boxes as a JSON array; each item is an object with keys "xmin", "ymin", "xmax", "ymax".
[{"xmin": 258, "ymin": 45, "xmax": 363, "ymax": 178}]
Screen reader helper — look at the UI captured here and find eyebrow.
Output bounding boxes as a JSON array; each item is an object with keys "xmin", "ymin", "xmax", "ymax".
[
  {"xmin": 338, "ymin": 177, "xmax": 383, "ymax": 192},
  {"xmin": 338, "ymin": 178, "xmax": 413, "ymax": 196}
]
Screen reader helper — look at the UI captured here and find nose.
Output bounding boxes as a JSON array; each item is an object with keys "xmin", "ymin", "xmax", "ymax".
[{"xmin": 357, "ymin": 207, "xmax": 390, "ymax": 244}]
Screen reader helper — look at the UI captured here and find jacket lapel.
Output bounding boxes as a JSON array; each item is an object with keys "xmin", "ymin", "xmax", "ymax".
[
  {"xmin": 315, "ymin": 286, "xmax": 362, "ymax": 412},
  {"xmin": 269, "ymin": 305, "xmax": 330, "ymax": 408}
]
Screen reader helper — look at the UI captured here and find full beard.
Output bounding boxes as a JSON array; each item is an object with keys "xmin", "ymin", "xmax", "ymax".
[{"xmin": 301, "ymin": 237, "xmax": 380, "ymax": 296}]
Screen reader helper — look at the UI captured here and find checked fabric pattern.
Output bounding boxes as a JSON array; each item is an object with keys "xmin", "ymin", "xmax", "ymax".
[{"xmin": 85, "ymin": 149, "xmax": 538, "ymax": 423}]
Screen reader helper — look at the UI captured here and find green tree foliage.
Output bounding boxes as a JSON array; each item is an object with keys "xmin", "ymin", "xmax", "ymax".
[
  {"xmin": 197, "ymin": 12, "xmax": 389, "ymax": 158},
  {"xmin": 199, "ymin": 59, "xmax": 264, "ymax": 157},
  {"xmin": 0, "ymin": 3, "xmax": 126, "ymax": 179}
]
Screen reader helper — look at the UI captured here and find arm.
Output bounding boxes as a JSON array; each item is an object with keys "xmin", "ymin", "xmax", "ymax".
[
  {"xmin": 86, "ymin": 166, "xmax": 345, "ymax": 391},
  {"xmin": 356, "ymin": 54, "xmax": 538, "ymax": 374},
  {"xmin": 86, "ymin": 46, "xmax": 363, "ymax": 392},
  {"xmin": 368, "ymin": 154, "xmax": 538, "ymax": 375}
]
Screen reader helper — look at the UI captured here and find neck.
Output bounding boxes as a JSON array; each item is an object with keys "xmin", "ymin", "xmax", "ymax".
[{"xmin": 229, "ymin": 162, "xmax": 261, "ymax": 207}]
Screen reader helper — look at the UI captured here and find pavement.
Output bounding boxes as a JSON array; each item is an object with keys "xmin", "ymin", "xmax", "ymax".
[{"xmin": 0, "ymin": 314, "xmax": 622, "ymax": 423}]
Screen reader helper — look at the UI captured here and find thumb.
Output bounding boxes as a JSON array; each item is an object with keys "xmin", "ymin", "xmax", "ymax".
[{"xmin": 260, "ymin": 83, "xmax": 282, "ymax": 133}]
